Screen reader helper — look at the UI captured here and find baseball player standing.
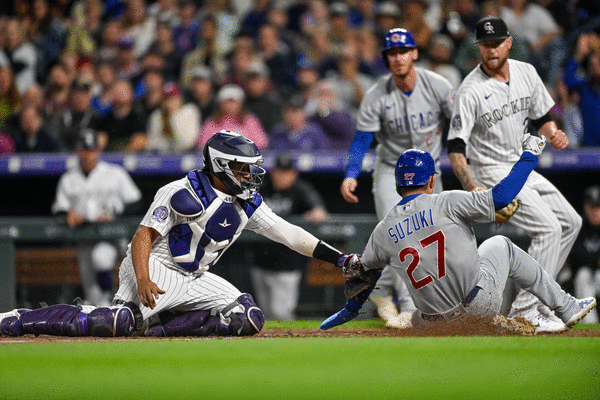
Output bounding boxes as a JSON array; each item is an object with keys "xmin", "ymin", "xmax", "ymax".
[
  {"xmin": 1, "ymin": 130, "xmax": 357, "ymax": 338},
  {"xmin": 52, "ymin": 129, "xmax": 143, "ymax": 306},
  {"xmin": 446, "ymin": 16, "xmax": 582, "ymax": 332},
  {"xmin": 340, "ymin": 28, "xmax": 454, "ymax": 328},
  {"xmin": 321, "ymin": 142, "xmax": 596, "ymax": 333}
]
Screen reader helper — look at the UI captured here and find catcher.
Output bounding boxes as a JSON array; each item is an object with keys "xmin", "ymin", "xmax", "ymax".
[{"xmin": 322, "ymin": 135, "xmax": 596, "ymax": 333}]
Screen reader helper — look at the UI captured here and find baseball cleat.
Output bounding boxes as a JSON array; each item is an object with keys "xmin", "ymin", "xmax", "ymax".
[
  {"xmin": 565, "ymin": 297, "xmax": 597, "ymax": 328},
  {"xmin": 530, "ymin": 313, "xmax": 567, "ymax": 333}
]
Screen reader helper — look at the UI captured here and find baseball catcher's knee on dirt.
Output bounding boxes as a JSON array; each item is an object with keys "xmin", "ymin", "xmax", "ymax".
[{"xmin": 146, "ymin": 293, "xmax": 264, "ymax": 337}]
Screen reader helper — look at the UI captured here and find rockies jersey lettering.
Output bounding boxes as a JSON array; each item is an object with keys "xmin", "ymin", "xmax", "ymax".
[
  {"xmin": 388, "ymin": 208, "xmax": 434, "ymax": 242},
  {"xmin": 480, "ymin": 96, "xmax": 531, "ymax": 128}
]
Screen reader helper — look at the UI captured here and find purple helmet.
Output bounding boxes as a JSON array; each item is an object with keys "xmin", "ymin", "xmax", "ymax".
[{"xmin": 395, "ymin": 149, "xmax": 436, "ymax": 187}]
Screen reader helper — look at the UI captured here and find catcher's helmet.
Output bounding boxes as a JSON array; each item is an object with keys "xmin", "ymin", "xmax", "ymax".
[
  {"xmin": 381, "ymin": 28, "xmax": 417, "ymax": 67},
  {"xmin": 203, "ymin": 130, "xmax": 266, "ymax": 200},
  {"xmin": 395, "ymin": 149, "xmax": 436, "ymax": 187}
]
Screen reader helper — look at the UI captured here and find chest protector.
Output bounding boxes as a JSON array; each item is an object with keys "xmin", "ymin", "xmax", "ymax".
[{"xmin": 167, "ymin": 170, "xmax": 262, "ymax": 273}]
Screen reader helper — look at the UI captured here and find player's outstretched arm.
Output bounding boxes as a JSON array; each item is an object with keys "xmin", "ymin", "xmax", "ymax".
[
  {"xmin": 320, "ymin": 285, "xmax": 374, "ymax": 330},
  {"xmin": 131, "ymin": 225, "xmax": 165, "ymax": 309},
  {"xmin": 448, "ymin": 151, "xmax": 478, "ymax": 191}
]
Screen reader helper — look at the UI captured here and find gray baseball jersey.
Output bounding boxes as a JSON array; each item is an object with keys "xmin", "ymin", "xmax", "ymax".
[
  {"xmin": 362, "ymin": 190, "xmax": 495, "ymax": 314},
  {"xmin": 447, "ymin": 59, "xmax": 554, "ymax": 167},
  {"xmin": 357, "ymin": 67, "xmax": 454, "ymax": 167}
]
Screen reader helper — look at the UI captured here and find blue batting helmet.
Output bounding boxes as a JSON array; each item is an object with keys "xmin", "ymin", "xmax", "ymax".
[
  {"xmin": 381, "ymin": 28, "xmax": 417, "ymax": 68},
  {"xmin": 395, "ymin": 149, "xmax": 436, "ymax": 187}
]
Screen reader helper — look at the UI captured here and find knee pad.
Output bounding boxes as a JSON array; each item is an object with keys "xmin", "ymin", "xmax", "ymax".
[
  {"xmin": 221, "ymin": 293, "xmax": 265, "ymax": 336},
  {"xmin": 87, "ymin": 302, "xmax": 143, "ymax": 337}
]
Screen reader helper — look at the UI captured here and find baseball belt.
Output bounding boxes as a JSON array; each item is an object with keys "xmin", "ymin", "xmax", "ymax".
[{"xmin": 420, "ymin": 286, "xmax": 482, "ymax": 323}]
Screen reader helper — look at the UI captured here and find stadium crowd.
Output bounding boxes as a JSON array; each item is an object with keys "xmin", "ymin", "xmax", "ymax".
[{"xmin": 0, "ymin": 0, "xmax": 599, "ymax": 155}]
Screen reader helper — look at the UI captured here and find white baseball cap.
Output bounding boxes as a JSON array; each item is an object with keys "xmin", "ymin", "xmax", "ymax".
[{"xmin": 217, "ymin": 84, "xmax": 245, "ymax": 103}]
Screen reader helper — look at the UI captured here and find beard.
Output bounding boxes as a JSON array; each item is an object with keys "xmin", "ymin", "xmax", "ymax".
[{"xmin": 483, "ymin": 53, "xmax": 509, "ymax": 72}]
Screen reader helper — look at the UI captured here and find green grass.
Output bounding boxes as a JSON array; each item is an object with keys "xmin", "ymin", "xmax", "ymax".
[{"xmin": 1, "ymin": 321, "xmax": 599, "ymax": 400}]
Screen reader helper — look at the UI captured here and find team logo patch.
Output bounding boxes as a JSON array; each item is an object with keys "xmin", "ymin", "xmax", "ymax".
[
  {"xmin": 484, "ymin": 22, "xmax": 494, "ymax": 34},
  {"xmin": 152, "ymin": 206, "xmax": 169, "ymax": 222},
  {"xmin": 391, "ymin": 33, "xmax": 402, "ymax": 43},
  {"xmin": 452, "ymin": 115, "xmax": 462, "ymax": 131},
  {"xmin": 450, "ymin": 89, "xmax": 455, "ymax": 101}
]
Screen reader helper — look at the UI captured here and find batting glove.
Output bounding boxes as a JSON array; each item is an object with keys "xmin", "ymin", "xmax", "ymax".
[{"xmin": 522, "ymin": 133, "xmax": 546, "ymax": 156}]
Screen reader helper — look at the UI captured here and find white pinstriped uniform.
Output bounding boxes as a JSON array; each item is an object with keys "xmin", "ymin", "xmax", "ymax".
[
  {"xmin": 113, "ymin": 172, "xmax": 299, "ymax": 320},
  {"xmin": 448, "ymin": 59, "xmax": 582, "ymax": 319},
  {"xmin": 356, "ymin": 68, "xmax": 453, "ymax": 307}
]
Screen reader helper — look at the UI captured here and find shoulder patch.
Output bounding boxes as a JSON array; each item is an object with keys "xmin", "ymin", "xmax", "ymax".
[
  {"xmin": 452, "ymin": 115, "xmax": 462, "ymax": 131},
  {"xmin": 170, "ymin": 189, "xmax": 204, "ymax": 217}
]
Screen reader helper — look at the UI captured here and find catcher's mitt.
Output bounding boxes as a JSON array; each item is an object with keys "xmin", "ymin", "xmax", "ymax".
[
  {"xmin": 473, "ymin": 186, "xmax": 520, "ymax": 224},
  {"xmin": 341, "ymin": 254, "xmax": 379, "ymax": 299}
]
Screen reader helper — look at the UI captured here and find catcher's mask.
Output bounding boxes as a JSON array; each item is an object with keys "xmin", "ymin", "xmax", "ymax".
[
  {"xmin": 203, "ymin": 130, "xmax": 266, "ymax": 200},
  {"xmin": 395, "ymin": 148, "xmax": 437, "ymax": 187}
]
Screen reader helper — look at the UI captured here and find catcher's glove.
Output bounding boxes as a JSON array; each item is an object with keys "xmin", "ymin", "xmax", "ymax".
[
  {"xmin": 341, "ymin": 254, "xmax": 379, "ymax": 299},
  {"xmin": 473, "ymin": 186, "xmax": 520, "ymax": 223}
]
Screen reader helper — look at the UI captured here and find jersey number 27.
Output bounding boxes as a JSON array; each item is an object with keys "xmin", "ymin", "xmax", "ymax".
[{"xmin": 399, "ymin": 230, "xmax": 446, "ymax": 290}]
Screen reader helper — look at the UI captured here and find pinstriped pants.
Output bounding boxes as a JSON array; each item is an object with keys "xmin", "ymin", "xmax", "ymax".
[
  {"xmin": 471, "ymin": 165, "xmax": 582, "ymax": 318},
  {"xmin": 113, "ymin": 256, "xmax": 242, "ymax": 320}
]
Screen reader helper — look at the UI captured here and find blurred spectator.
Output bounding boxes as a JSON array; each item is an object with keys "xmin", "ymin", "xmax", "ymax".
[
  {"xmin": 454, "ymin": 0, "xmax": 530, "ymax": 78},
  {"xmin": 567, "ymin": 185, "xmax": 600, "ymax": 323},
  {"xmin": 266, "ymin": 4, "xmax": 306, "ymax": 56},
  {"xmin": 240, "ymin": 0, "xmax": 272, "ymax": 39},
  {"xmin": 198, "ymin": 84, "xmax": 268, "ymax": 149},
  {"xmin": 96, "ymin": 19, "xmax": 122, "ymax": 64},
  {"xmin": 180, "ymin": 15, "xmax": 225, "ymax": 88},
  {"xmin": 270, "ymin": 95, "xmax": 331, "ymax": 150},
  {"xmin": 303, "ymin": 28, "xmax": 337, "ymax": 77},
  {"xmin": 299, "ymin": 0, "xmax": 330, "ymax": 38},
  {"xmin": 136, "ymin": 67, "xmax": 165, "ymax": 120},
  {"xmin": 14, "ymin": 104, "xmax": 56, "ymax": 152},
  {"xmin": 92, "ymin": 79, "xmax": 147, "ymax": 152},
  {"xmin": 400, "ymin": 0, "xmax": 433, "ymax": 52},
  {"xmin": 49, "ymin": 79, "xmax": 96, "ymax": 152},
  {"xmin": 147, "ymin": 0, "xmax": 179, "ymax": 27},
  {"xmin": 350, "ymin": 0, "xmax": 377, "ymax": 29},
  {"xmin": 294, "ymin": 58, "xmax": 321, "ymax": 104},
  {"xmin": 52, "ymin": 129, "xmax": 143, "ymax": 306},
  {"xmin": 439, "ymin": 0, "xmax": 479, "ymax": 50},
  {"xmin": 115, "ymin": 37, "xmax": 143, "ymax": 83},
  {"xmin": 44, "ymin": 63, "xmax": 73, "ymax": 116},
  {"xmin": 146, "ymin": 81, "xmax": 200, "ymax": 154},
  {"xmin": 27, "ymin": 0, "xmax": 67, "ymax": 79},
  {"xmin": 0, "ymin": 18, "xmax": 37, "ymax": 94},
  {"xmin": 243, "ymin": 61, "xmax": 282, "ymax": 133},
  {"xmin": 91, "ymin": 61, "xmax": 116, "ymax": 117},
  {"xmin": 0, "ymin": 131, "xmax": 15, "ymax": 154},
  {"xmin": 307, "ymin": 81, "xmax": 355, "ymax": 149},
  {"xmin": 120, "ymin": 0, "xmax": 156, "ymax": 59},
  {"xmin": 375, "ymin": 1, "xmax": 402, "ymax": 36},
  {"xmin": 221, "ymin": 35, "xmax": 260, "ymax": 88},
  {"xmin": 173, "ymin": 0, "xmax": 200, "ymax": 56},
  {"xmin": 323, "ymin": 44, "xmax": 375, "ymax": 117},
  {"xmin": 0, "ymin": 66, "xmax": 22, "ymax": 124},
  {"xmin": 551, "ymin": 79, "xmax": 584, "ymax": 149},
  {"xmin": 198, "ymin": 0, "xmax": 240, "ymax": 57},
  {"xmin": 417, "ymin": 33, "xmax": 462, "ymax": 89},
  {"xmin": 328, "ymin": 2, "xmax": 352, "ymax": 55},
  {"xmin": 355, "ymin": 27, "xmax": 387, "ymax": 78},
  {"xmin": 148, "ymin": 22, "xmax": 180, "ymax": 81},
  {"xmin": 249, "ymin": 152, "xmax": 329, "ymax": 320},
  {"xmin": 184, "ymin": 65, "xmax": 216, "ymax": 124},
  {"xmin": 257, "ymin": 23, "xmax": 297, "ymax": 93},
  {"xmin": 500, "ymin": 0, "xmax": 565, "ymax": 83},
  {"xmin": 563, "ymin": 32, "xmax": 600, "ymax": 147}
]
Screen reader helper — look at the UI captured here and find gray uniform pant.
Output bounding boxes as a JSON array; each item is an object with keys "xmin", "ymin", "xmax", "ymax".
[
  {"xmin": 371, "ymin": 160, "xmax": 442, "ymax": 312},
  {"xmin": 413, "ymin": 236, "xmax": 579, "ymax": 327},
  {"xmin": 472, "ymin": 166, "xmax": 582, "ymax": 319}
]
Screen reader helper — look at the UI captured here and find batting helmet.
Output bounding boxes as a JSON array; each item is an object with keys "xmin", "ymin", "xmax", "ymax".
[
  {"xmin": 381, "ymin": 28, "xmax": 417, "ymax": 68},
  {"xmin": 395, "ymin": 149, "xmax": 436, "ymax": 187}
]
